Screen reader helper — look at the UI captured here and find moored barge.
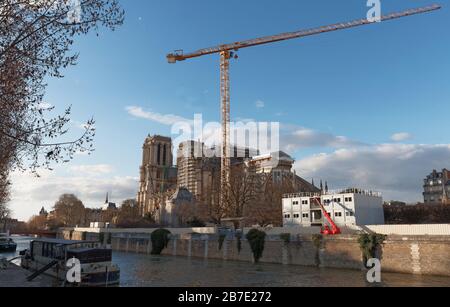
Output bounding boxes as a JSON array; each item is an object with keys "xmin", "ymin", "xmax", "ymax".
[{"xmin": 20, "ymin": 238, "xmax": 120, "ymax": 287}]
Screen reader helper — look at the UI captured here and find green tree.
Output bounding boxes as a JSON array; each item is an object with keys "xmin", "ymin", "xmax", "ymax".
[
  {"xmin": 246, "ymin": 229, "xmax": 266, "ymax": 263},
  {"xmin": 151, "ymin": 229, "xmax": 171, "ymax": 255}
]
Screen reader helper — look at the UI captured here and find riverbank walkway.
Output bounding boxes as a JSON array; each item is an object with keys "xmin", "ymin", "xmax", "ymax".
[{"xmin": 0, "ymin": 262, "xmax": 53, "ymax": 287}]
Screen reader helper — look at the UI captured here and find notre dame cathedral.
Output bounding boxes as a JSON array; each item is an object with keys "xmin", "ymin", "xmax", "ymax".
[
  {"xmin": 137, "ymin": 135, "xmax": 178, "ymax": 217},
  {"xmin": 137, "ymin": 134, "xmax": 320, "ymax": 226}
]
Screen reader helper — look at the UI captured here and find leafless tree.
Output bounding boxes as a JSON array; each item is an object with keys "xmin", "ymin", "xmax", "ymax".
[
  {"xmin": 27, "ymin": 214, "xmax": 48, "ymax": 231},
  {"xmin": 223, "ymin": 164, "xmax": 258, "ymax": 228},
  {"xmin": 198, "ymin": 168, "xmax": 227, "ymax": 225},
  {"xmin": 0, "ymin": 0, "xmax": 124, "ymax": 201},
  {"xmin": 116, "ymin": 199, "xmax": 144, "ymax": 227},
  {"xmin": 245, "ymin": 173, "xmax": 296, "ymax": 227},
  {"xmin": 0, "ymin": 200, "xmax": 11, "ymax": 231},
  {"xmin": 53, "ymin": 193, "xmax": 86, "ymax": 226},
  {"xmin": 0, "ymin": 169, "xmax": 10, "ymax": 207}
]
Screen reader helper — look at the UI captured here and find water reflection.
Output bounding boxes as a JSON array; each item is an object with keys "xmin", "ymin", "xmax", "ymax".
[{"xmin": 114, "ymin": 252, "xmax": 450, "ymax": 287}]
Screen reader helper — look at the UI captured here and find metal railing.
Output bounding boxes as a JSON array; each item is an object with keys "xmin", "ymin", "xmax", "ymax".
[
  {"xmin": 284, "ymin": 188, "xmax": 382, "ymax": 199},
  {"xmin": 283, "ymin": 192, "xmax": 321, "ymax": 199}
]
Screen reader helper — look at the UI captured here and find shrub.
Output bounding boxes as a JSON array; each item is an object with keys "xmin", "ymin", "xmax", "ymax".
[
  {"xmin": 151, "ymin": 229, "xmax": 171, "ymax": 255},
  {"xmin": 187, "ymin": 218, "xmax": 206, "ymax": 228},
  {"xmin": 235, "ymin": 232, "xmax": 243, "ymax": 254},
  {"xmin": 311, "ymin": 234, "xmax": 323, "ymax": 266},
  {"xmin": 218, "ymin": 234, "xmax": 226, "ymax": 251},
  {"xmin": 246, "ymin": 229, "xmax": 266, "ymax": 263},
  {"xmin": 280, "ymin": 233, "xmax": 291, "ymax": 244},
  {"xmin": 358, "ymin": 233, "xmax": 386, "ymax": 265},
  {"xmin": 312, "ymin": 234, "xmax": 323, "ymax": 249}
]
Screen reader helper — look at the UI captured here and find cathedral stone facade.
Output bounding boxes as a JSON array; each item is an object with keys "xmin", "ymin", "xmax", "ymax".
[
  {"xmin": 137, "ymin": 134, "xmax": 320, "ymax": 227},
  {"xmin": 137, "ymin": 135, "xmax": 177, "ymax": 217}
]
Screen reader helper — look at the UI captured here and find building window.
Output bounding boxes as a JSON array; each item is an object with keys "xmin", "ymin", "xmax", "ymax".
[
  {"xmin": 302, "ymin": 200, "xmax": 308, "ymax": 205},
  {"xmin": 293, "ymin": 201, "xmax": 299, "ymax": 205},
  {"xmin": 333, "ymin": 198, "xmax": 341, "ymax": 203},
  {"xmin": 345, "ymin": 197, "xmax": 353, "ymax": 202},
  {"xmin": 294, "ymin": 214, "xmax": 300, "ymax": 219},
  {"xmin": 302, "ymin": 213, "xmax": 309, "ymax": 219},
  {"xmin": 335, "ymin": 212, "xmax": 343, "ymax": 218},
  {"xmin": 157, "ymin": 144, "xmax": 162, "ymax": 165},
  {"xmin": 284, "ymin": 214, "xmax": 291, "ymax": 219},
  {"xmin": 163, "ymin": 144, "xmax": 167, "ymax": 166},
  {"xmin": 346, "ymin": 211, "xmax": 355, "ymax": 217}
]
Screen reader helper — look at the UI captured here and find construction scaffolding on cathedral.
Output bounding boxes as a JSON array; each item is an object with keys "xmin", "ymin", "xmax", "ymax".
[{"xmin": 137, "ymin": 135, "xmax": 320, "ymax": 228}]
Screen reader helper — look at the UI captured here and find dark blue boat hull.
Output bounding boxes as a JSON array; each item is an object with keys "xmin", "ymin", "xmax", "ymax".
[{"xmin": 0, "ymin": 243, "xmax": 17, "ymax": 253}]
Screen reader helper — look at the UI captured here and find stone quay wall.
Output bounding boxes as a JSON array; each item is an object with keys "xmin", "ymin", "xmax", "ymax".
[{"xmin": 58, "ymin": 229, "xmax": 450, "ymax": 277}]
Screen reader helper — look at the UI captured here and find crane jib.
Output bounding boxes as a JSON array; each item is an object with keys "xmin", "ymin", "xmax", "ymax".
[{"xmin": 167, "ymin": 4, "xmax": 441, "ymax": 63}]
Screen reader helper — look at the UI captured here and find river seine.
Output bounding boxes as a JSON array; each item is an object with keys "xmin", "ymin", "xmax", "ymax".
[{"xmin": 5, "ymin": 236, "xmax": 450, "ymax": 287}]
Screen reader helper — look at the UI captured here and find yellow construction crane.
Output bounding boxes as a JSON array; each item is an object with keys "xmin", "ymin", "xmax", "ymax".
[{"xmin": 167, "ymin": 4, "xmax": 441, "ymax": 209}]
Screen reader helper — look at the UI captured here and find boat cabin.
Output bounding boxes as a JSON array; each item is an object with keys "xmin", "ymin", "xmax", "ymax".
[{"xmin": 29, "ymin": 239, "xmax": 109, "ymax": 263}]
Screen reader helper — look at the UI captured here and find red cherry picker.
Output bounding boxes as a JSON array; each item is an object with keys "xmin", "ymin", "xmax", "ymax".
[{"xmin": 311, "ymin": 197, "xmax": 341, "ymax": 235}]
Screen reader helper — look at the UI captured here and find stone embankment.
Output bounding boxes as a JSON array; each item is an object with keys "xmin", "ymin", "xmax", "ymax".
[{"xmin": 58, "ymin": 226, "xmax": 450, "ymax": 277}]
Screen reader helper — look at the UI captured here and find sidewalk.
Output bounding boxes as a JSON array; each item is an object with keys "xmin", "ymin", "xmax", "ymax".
[{"xmin": 0, "ymin": 262, "xmax": 54, "ymax": 287}]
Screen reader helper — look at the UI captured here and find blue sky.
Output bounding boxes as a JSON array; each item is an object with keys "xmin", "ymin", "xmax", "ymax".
[{"xmin": 9, "ymin": 0, "xmax": 450, "ymax": 220}]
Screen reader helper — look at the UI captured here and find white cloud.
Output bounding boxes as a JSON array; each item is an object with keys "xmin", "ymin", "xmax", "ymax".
[
  {"xmin": 37, "ymin": 102, "xmax": 53, "ymax": 110},
  {"xmin": 69, "ymin": 164, "xmax": 114, "ymax": 176},
  {"xmin": 255, "ymin": 100, "xmax": 265, "ymax": 109},
  {"xmin": 234, "ymin": 117, "xmax": 256, "ymax": 123},
  {"xmin": 126, "ymin": 106, "xmax": 191, "ymax": 126},
  {"xmin": 295, "ymin": 144, "xmax": 450, "ymax": 203},
  {"xmin": 71, "ymin": 120, "xmax": 95, "ymax": 131},
  {"xmin": 391, "ymin": 132, "xmax": 413, "ymax": 142},
  {"xmin": 281, "ymin": 127, "xmax": 364, "ymax": 152},
  {"xmin": 126, "ymin": 106, "xmax": 365, "ymax": 154},
  {"xmin": 8, "ymin": 168, "xmax": 138, "ymax": 221}
]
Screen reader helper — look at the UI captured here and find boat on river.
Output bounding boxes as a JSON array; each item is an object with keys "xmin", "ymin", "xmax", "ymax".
[
  {"xmin": 0, "ymin": 233, "xmax": 17, "ymax": 253},
  {"xmin": 20, "ymin": 238, "xmax": 120, "ymax": 287}
]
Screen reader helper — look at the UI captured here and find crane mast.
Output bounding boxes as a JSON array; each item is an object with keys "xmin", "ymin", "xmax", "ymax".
[
  {"xmin": 167, "ymin": 4, "xmax": 441, "ymax": 214},
  {"xmin": 220, "ymin": 51, "xmax": 231, "ymax": 208}
]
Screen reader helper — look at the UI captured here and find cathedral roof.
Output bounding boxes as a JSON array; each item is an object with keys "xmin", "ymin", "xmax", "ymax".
[{"xmin": 168, "ymin": 187, "xmax": 195, "ymax": 204}]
